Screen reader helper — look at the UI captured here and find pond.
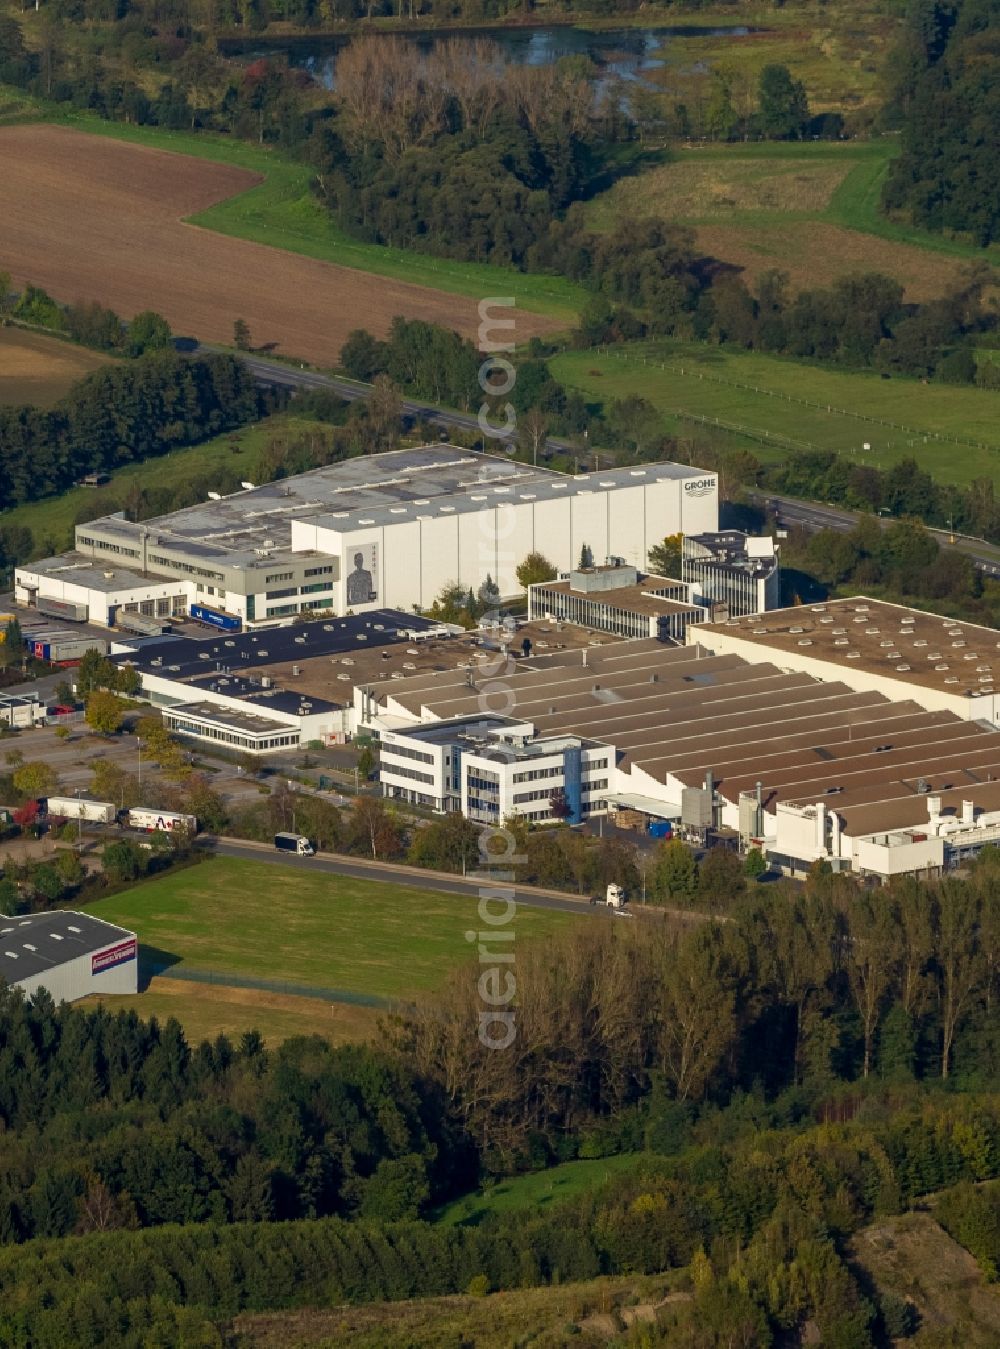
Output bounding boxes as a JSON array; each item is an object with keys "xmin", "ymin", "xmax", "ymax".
[{"xmin": 234, "ymin": 23, "xmax": 754, "ymax": 93}]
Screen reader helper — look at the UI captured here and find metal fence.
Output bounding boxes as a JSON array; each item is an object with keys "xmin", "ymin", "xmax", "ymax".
[
  {"xmin": 141, "ymin": 957, "xmax": 400, "ymax": 1010},
  {"xmin": 601, "ymin": 345, "xmax": 1000, "ymax": 457}
]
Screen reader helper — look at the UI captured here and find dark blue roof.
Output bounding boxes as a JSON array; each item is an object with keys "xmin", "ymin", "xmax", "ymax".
[{"xmin": 112, "ymin": 610, "xmax": 439, "ymax": 683}]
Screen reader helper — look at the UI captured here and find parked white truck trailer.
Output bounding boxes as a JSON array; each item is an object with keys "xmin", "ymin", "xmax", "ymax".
[
  {"xmin": 128, "ymin": 808, "xmax": 197, "ymax": 834},
  {"xmin": 45, "ymin": 797, "xmax": 117, "ymax": 824}
]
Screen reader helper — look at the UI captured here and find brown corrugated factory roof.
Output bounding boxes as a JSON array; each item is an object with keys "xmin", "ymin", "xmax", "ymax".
[
  {"xmin": 700, "ymin": 596, "xmax": 1000, "ymax": 700},
  {"xmin": 366, "ymin": 633, "xmax": 1000, "ymax": 837}
]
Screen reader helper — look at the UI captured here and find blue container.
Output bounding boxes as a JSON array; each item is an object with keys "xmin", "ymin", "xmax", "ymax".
[
  {"xmin": 190, "ymin": 604, "xmax": 241, "ymax": 632},
  {"xmin": 648, "ymin": 821, "xmax": 673, "ymax": 839}
]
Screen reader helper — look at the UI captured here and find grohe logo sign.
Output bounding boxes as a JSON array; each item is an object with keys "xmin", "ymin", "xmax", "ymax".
[{"xmin": 684, "ymin": 478, "xmax": 716, "ymax": 497}]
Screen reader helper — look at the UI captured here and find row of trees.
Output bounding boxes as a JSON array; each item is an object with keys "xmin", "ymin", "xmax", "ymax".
[
  {"xmin": 882, "ymin": 0, "xmax": 1000, "ymax": 245},
  {"xmin": 2, "ymin": 275, "xmax": 172, "ymax": 358},
  {"xmin": 396, "ymin": 853, "xmax": 1000, "ymax": 1163},
  {"xmin": 0, "ymin": 351, "xmax": 267, "ymax": 511}
]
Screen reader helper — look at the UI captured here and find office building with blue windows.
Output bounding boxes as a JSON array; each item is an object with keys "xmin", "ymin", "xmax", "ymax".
[{"xmin": 378, "ymin": 716, "xmax": 611, "ymax": 823}]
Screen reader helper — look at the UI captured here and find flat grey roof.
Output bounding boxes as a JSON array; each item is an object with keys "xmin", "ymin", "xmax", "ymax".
[
  {"xmin": 79, "ymin": 447, "xmax": 551, "ymax": 573},
  {"xmin": 166, "ymin": 700, "xmax": 308, "ymax": 736},
  {"xmin": 21, "ymin": 552, "xmax": 154, "ymax": 592},
  {"xmin": 75, "ymin": 446, "xmax": 710, "ymax": 574},
  {"xmin": 0, "ymin": 911, "xmax": 134, "ymax": 984}
]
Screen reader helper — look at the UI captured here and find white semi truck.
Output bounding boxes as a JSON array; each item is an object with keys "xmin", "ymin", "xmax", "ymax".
[
  {"xmin": 45, "ymin": 797, "xmax": 117, "ymax": 825},
  {"xmin": 274, "ymin": 832, "xmax": 315, "ymax": 856},
  {"xmin": 128, "ymin": 808, "xmax": 197, "ymax": 834},
  {"xmin": 591, "ymin": 883, "xmax": 630, "ymax": 911}
]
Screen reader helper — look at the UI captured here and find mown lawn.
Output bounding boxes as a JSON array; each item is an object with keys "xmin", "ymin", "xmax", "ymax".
[
  {"xmin": 552, "ymin": 343, "xmax": 1000, "ymax": 485},
  {"xmin": 86, "ymin": 857, "xmax": 576, "ymax": 1001}
]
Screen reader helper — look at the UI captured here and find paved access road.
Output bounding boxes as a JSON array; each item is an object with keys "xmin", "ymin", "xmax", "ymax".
[
  {"xmin": 754, "ymin": 491, "xmax": 1000, "ymax": 576},
  {"xmin": 224, "ymin": 349, "xmax": 1000, "ymax": 574},
  {"xmin": 209, "ymin": 835, "xmax": 621, "ymax": 919},
  {"xmin": 204, "ymin": 347, "xmax": 572, "ymax": 458}
]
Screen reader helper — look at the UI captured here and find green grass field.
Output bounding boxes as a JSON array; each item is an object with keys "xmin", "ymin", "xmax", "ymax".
[
  {"xmin": 587, "ymin": 140, "xmax": 1000, "ymax": 302},
  {"xmin": 78, "ymin": 974, "xmax": 380, "ymax": 1047},
  {"xmin": 552, "ymin": 343, "xmax": 1000, "ymax": 485},
  {"xmin": 86, "ymin": 856, "xmax": 576, "ymax": 1001},
  {"xmin": 60, "ymin": 115, "xmax": 586, "ymax": 326},
  {"xmin": 437, "ymin": 1153, "xmax": 646, "ymax": 1226},
  {"xmin": 0, "ymin": 412, "xmax": 328, "ymax": 552}
]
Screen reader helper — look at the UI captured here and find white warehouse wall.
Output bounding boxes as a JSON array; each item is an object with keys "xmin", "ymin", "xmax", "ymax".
[
  {"xmin": 312, "ymin": 474, "xmax": 719, "ymax": 612},
  {"xmin": 15, "ymin": 941, "xmax": 138, "ymax": 1002}
]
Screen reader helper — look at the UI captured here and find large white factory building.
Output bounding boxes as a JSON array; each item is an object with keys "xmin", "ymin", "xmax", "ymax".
[{"xmin": 15, "ymin": 446, "xmax": 719, "ymax": 629}]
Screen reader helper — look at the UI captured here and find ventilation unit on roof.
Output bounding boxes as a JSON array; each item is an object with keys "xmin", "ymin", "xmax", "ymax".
[
  {"xmin": 790, "ymin": 626, "xmax": 804, "ymax": 634},
  {"xmin": 835, "ymin": 638, "xmax": 849, "ymax": 646},
  {"xmin": 897, "ymin": 663, "xmax": 911, "ymax": 671},
  {"xmin": 832, "ymin": 627, "xmax": 847, "ymax": 635},
  {"xmin": 935, "ymin": 664, "xmax": 949, "ymax": 671},
  {"xmin": 846, "ymin": 651, "xmax": 861, "ymax": 659},
  {"xmin": 753, "ymin": 627, "xmax": 767, "ymax": 635},
  {"xmin": 798, "ymin": 639, "xmax": 813, "ymax": 647}
]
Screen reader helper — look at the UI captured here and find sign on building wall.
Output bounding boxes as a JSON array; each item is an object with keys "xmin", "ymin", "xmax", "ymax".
[
  {"xmin": 92, "ymin": 938, "xmax": 137, "ymax": 974},
  {"xmin": 345, "ymin": 543, "xmax": 378, "ymax": 606}
]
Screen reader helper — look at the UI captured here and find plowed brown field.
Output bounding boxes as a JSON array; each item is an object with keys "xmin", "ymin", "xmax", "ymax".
[{"xmin": 0, "ymin": 125, "xmax": 552, "ymax": 362}]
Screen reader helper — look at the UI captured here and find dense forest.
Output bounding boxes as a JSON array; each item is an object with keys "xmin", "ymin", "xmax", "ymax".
[
  {"xmin": 1, "ymin": 855, "xmax": 999, "ymax": 1240},
  {"xmin": 1, "ymin": 1098, "xmax": 998, "ymax": 1343},
  {"xmin": 0, "ymin": 851, "xmax": 998, "ymax": 1340},
  {"xmin": 883, "ymin": 0, "xmax": 1000, "ymax": 245},
  {"xmin": 0, "ymin": 351, "xmax": 269, "ymax": 511}
]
